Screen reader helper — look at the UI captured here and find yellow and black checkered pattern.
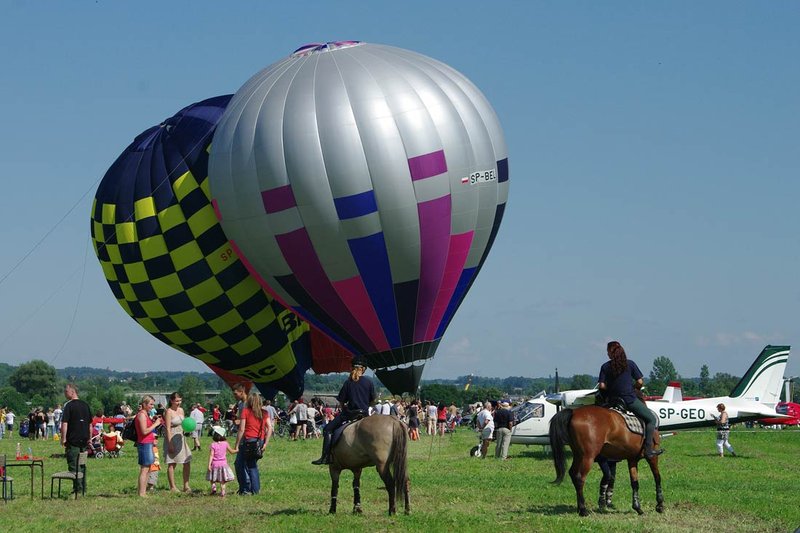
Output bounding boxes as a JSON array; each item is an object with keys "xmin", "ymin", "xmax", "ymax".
[{"xmin": 91, "ymin": 156, "xmax": 310, "ymax": 392}]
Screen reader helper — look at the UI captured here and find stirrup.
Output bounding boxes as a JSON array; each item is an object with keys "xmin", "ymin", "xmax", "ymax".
[
  {"xmin": 311, "ymin": 456, "xmax": 330, "ymax": 465},
  {"xmin": 645, "ymin": 447, "xmax": 664, "ymax": 458}
]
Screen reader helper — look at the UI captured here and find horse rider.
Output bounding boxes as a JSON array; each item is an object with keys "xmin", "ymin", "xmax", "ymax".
[
  {"xmin": 312, "ymin": 358, "xmax": 377, "ymax": 465},
  {"xmin": 598, "ymin": 341, "xmax": 663, "ymax": 458}
]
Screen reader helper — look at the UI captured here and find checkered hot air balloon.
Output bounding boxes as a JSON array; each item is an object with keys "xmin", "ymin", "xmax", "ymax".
[
  {"xmin": 91, "ymin": 95, "xmax": 351, "ymax": 400},
  {"xmin": 208, "ymin": 42, "xmax": 509, "ymax": 395}
]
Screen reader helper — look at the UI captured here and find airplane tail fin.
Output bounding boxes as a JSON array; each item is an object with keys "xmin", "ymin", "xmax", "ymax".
[
  {"xmin": 728, "ymin": 345, "xmax": 790, "ymax": 406},
  {"xmin": 661, "ymin": 381, "xmax": 683, "ymax": 403}
]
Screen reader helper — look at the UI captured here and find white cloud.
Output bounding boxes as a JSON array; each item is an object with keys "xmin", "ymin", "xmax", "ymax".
[{"xmin": 696, "ymin": 331, "xmax": 765, "ymax": 347}]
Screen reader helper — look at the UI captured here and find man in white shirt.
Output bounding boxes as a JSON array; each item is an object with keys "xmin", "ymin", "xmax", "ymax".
[
  {"xmin": 190, "ymin": 404, "xmax": 205, "ymax": 451},
  {"xmin": 306, "ymin": 405, "xmax": 318, "ymax": 438},
  {"xmin": 5, "ymin": 410, "xmax": 15, "ymax": 434},
  {"xmin": 293, "ymin": 399, "xmax": 308, "ymax": 440},
  {"xmin": 476, "ymin": 402, "xmax": 494, "ymax": 458},
  {"xmin": 426, "ymin": 402, "xmax": 437, "ymax": 435}
]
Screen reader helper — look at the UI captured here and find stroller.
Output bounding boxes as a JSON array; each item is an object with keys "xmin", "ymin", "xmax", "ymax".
[{"xmin": 88, "ymin": 434, "xmax": 104, "ymax": 459}]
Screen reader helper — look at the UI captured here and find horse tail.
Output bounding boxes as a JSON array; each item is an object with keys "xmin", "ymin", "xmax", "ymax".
[
  {"xmin": 391, "ymin": 419, "xmax": 409, "ymax": 498},
  {"xmin": 549, "ymin": 408, "xmax": 573, "ymax": 485}
]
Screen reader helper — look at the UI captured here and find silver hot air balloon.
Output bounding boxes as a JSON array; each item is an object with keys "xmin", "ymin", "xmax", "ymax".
[{"xmin": 208, "ymin": 41, "xmax": 509, "ymax": 394}]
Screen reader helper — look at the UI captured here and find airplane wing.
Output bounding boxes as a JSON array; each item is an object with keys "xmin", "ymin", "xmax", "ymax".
[{"xmin": 546, "ymin": 388, "xmax": 599, "ymax": 408}]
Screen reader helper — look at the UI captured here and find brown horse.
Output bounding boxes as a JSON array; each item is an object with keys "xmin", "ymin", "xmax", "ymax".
[
  {"xmin": 328, "ymin": 415, "xmax": 410, "ymax": 515},
  {"xmin": 549, "ymin": 406, "xmax": 664, "ymax": 516}
]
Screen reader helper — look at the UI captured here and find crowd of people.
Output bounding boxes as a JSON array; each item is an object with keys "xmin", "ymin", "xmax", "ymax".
[{"xmin": 2, "ymin": 343, "xmax": 740, "ymax": 499}]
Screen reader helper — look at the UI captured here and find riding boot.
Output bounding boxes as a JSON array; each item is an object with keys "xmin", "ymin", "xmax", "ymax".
[
  {"xmin": 644, "ymin": 426, "xmax": 663, "ymax": 458},
  {"xmin": 311, "ymin": 431, "xmax": 333, "ymax": 465}
]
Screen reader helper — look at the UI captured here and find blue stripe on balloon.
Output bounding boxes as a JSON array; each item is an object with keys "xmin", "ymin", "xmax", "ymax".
[
  {"xmin": 393, "ymin": 279, "xmax": 418, "ymax": 348},
  {"xmin": 435, "ymin": 267, "xmax": 477, "ymax": 339},
  {"xmin": 347, "ymin": 232, "xmax": 401, "ymax": 347},
  {"xmin": 334, "ymin": 190, "xmax": 378, "ymax": 220},
  {"xmin": 497, "ymin": 158, "xmax": 509, "ymax": 183}
]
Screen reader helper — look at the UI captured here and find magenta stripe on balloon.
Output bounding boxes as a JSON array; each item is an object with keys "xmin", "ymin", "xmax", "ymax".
[
  {"xmin": 408, "ymin": 149, "xmax": 447, "ymax": 181},
  {"xmin": 211, "ymin": 199, "xmax": 223, "ymax": 221},
  {"xmin": 275, "ymin": 228, "xmax": 375, "ymax": 352},
  {"xmin": 261, "ymin": 184, "xmax": 297, "ymax": 214},
  {"xmin": 413, "ymin": 194, "xmax": 452, "ymax": 343},
  {"xmin": 424, "ymin": 231, "xmax": 474, "ymax": 340},
  {"xmin": 332, "ymin": 276, "xmax": 390, "ymax": 352}
]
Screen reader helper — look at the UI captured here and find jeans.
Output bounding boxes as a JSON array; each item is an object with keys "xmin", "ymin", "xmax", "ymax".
[
  {"xmin": 235, "ymin": 449, "xmax": 250, "ymax": 493},
  {"xmin": 243, "ymin": 439, "xmax": 260, "ymax": 494},
  {"xmin": 65, "ymin": 444, "xmax": 87, "ymax": 493},
  {"xmin": 627, "ymin": 397, "xmax": 657, "ymax": 448}
]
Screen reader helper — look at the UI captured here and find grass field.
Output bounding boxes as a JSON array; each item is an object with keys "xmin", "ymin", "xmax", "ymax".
[{"xmin": 0, "ymin": 425, "xmax": 798, "ymax": 532}]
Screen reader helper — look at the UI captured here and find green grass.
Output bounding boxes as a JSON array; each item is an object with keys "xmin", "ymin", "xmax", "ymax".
[{"xmin": 1, "ymin": 426, "xmax": 798, "ymax": 532}]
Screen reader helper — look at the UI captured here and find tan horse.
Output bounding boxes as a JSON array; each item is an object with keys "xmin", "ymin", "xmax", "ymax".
[
  {"xmin": 549, "ymin": 406, "xmax": 664, "ymax": 516},
  {"xmin": 328, "ymin": 415, "xmax": 410, "ymax": 515}
]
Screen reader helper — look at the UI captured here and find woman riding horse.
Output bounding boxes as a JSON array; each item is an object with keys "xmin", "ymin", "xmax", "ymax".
[
  {"xmin": 599, "ymin": 341, "xmax": 663, "ymax": 458},
  {"xmin": 312, "ymin": 358, "xmax": 377, "ymax": 465}
]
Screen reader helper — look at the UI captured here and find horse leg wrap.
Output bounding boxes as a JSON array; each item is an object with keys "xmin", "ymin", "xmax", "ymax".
[
  {"xmin": 598, "ymin": 484, "xmax": 608, "ymax": 509},
  {"xmin": 606, "ymin": 486, "xmax": 615, "ymax": 508}
]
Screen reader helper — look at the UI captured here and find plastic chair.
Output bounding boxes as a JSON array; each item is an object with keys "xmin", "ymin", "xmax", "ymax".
[
  {"xmin": 0, "ymin": 455, "xmax": 13, "ymax": 502},
  {"xmin": 50, "ymin": 451, "xmax": 88, "ymax": 499}
]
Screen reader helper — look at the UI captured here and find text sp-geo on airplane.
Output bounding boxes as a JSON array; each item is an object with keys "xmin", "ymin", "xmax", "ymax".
[{"xmin": 510, "ymin": 345, "xmax": 790, "ymax": 446}]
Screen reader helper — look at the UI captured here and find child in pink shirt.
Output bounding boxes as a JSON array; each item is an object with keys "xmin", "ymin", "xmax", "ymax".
[{"xmin": 206, "ymin": 426, "xmax": 236, "ymax": 496}]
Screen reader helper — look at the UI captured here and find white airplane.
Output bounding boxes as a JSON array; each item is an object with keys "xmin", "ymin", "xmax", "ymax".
[{"xmin": 510, "ymin": 345, "xmax": 790, "ymax": 446}]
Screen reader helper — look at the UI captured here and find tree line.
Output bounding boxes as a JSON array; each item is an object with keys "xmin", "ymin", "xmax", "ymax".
[{"xmin": 0, "ymin": 356, "xmax": 796, "ymax": 417}]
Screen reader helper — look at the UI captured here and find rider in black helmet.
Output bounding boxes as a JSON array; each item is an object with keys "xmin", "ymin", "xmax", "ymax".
[{"xmin": 311, "ymin": 358, "xmax": 376, "ymax": 465}]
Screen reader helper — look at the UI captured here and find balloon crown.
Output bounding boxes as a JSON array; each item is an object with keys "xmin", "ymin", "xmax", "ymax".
[{"xmin": 292, "ymin": 41, "xmax": 362, "ymax": 57}]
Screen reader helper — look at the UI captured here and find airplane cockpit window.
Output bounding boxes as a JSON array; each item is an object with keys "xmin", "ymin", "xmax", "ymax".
[
  {"xmin": 776, "ymin": 404, "xmax": 788, "ymax": 415},
  {"xmin": 514, "ymin": 402, "xmax": 545, "ymax": 423}
]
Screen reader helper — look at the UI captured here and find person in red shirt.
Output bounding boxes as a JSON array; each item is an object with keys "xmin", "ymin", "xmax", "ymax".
[{"xmin": 233, "ymin": 391, "xmax": 270, "ymax": 494}]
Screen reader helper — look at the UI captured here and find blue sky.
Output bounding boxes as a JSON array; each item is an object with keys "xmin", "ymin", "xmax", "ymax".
[{"xmin": 1, "ymin": 2, "xmax": 798, "ymax": 386}]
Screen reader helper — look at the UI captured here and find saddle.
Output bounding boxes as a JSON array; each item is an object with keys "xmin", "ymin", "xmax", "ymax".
[
  {"xmin": 331, "ymin": 410, "xmax": 366, "ymax": 448},
  {"xmin": 598, "ymin": 396, "xmax": 652, "ymax": 436}
]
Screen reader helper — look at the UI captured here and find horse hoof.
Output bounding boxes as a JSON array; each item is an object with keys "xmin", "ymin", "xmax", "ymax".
[
  {"xmin": 578, "ymin": 509, "xmax": 589, "ymax": 517},
  {"xmin": 353, "ymin": 507, "xmax": 362, "ymax": 514},
  {"xmin": 636, "ymin": 508, "xmax": 644, "ymax": 516},
  {"xmin": 656, "ymin": 504, "xmax": 664, "ymax": 513}
]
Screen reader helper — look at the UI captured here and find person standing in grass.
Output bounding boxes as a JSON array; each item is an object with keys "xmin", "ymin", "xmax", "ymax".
[
  {"xmin": 476, "ymin": 401, "xmax": 495, "ymax": 458},
  {"xmin": 234, "ymin": 392, "xmax": 269, "ymax": 494},
  {"xmin": 190, "ymin": 403, "xmax": 205, "ymax": 451},
  {"xmin": 61, "ymin": 383, "xmax": 92, "ymax": 494},
  {"xmin": 713, "ymin": 403, "xmax": 736, "ymax": 458},
  {"xmin": 147, "ymin": 441, "xmax": 161, "ymax": 493},
  {"xmin": 163, "ymin": 392, "xmax": 192, "ymax": 492},
  {"xmin": 207, "ymin": 426, "xmax": 236, "ymax": 497},
  {"xmin": 136, "ymin": 395, "xmax": 162, "ymax": 497},
  {"xmin": 493, "ymin": 401, "xmax": 514, "ymax": 460}
]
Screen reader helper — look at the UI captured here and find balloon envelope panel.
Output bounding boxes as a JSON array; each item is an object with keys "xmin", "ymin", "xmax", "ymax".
[
  {"xmin": 209, "ymin": 43, "xmax": 509, "ymax": 394},
  {"xmin": 91, "ymin": 95, "xmax": 327, "ymax": 399}
]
